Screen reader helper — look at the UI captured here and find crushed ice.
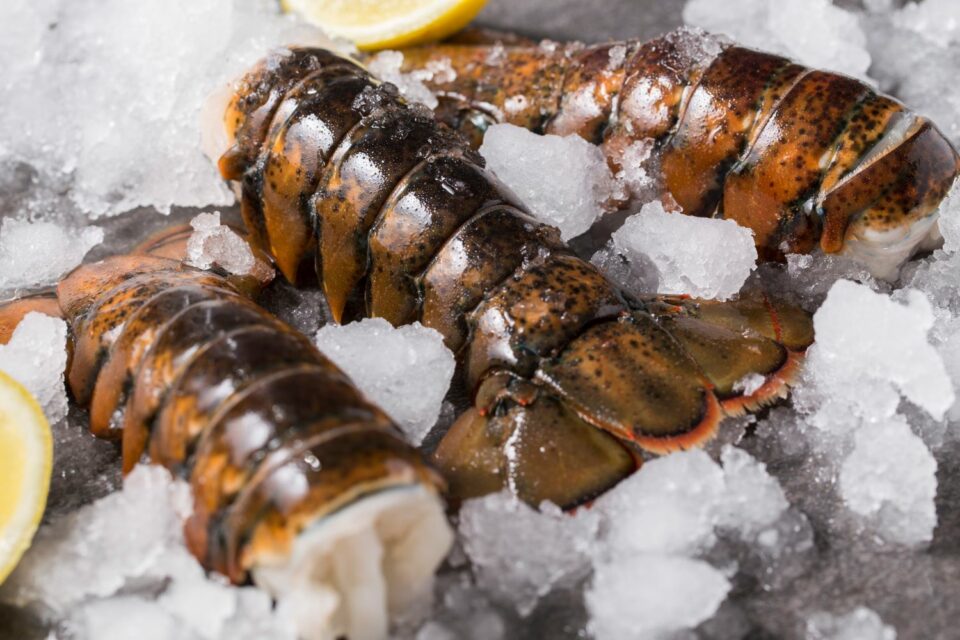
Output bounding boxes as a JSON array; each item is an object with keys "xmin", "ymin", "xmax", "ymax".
[
  {"xmin": 479, "ymin": 123, "xmax": 619, "ymax": 241},
  {"xmin": 458, "ymin": 492, "xmax": 599, "ymax": 617},
  {"xmin": 683, "ymin": 0, "xmax": 872, "ymax": 79},
  {"xmin": 453, "ymin": 446, "xmax": 810, "ymax": 638},
  {"xmin": 185, "ymin": 211, "xmax": 274, "ymax": 281},
  {"xmin": 0, "ymin": 312, "xmax": 69, "ymax": 423},
  {"xmin": 806, "ymin": 607, "xmax": 896, "ymax": 640},
  {"xmin": 366, "ymin": 51, "xmax": 456, "ymax": 110},
  {"xmin": 0, "ymin": 218, "xmax": 102, "ymax": 297},
  {"xmin": 3, "ymin": 0, "xmax": 960, "ymax": 638},
  {"xmin": 315, "ymin": 318, "xmax": 455, "ymax": 445},
  {"xmin": 0, "ymin": 0, "xmax": 333, "ymax": 219},
  {"xmin": 0, "ymin": 465, "xmax": 297, "ymax": 640},
  {"xmin": 788, "ymin": 280, "xmax": 947, "ymax": 547},
  {"xmin": 592, "ymin": 200, "xmax": 757, "ymax": 300}
]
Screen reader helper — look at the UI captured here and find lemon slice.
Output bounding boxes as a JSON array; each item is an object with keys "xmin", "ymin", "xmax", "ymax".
[
  {"xmin": 282, "ymin": 0, "xmax": 488, "ymax": 51},
  {"xmin": 0, "ymin": 370, "xmax": 52, "ymax": 585}
]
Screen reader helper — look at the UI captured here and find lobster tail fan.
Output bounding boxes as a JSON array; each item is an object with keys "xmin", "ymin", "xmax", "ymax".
[
  {"xmin": 536, "ymin": 313, "xmax": 723, "ymax": 454},
  {"xmin": 650, "ymin": 308, "xmax": 800, "ymax": 416},
  {"xmin": 679, "ymin": 291, "xmax": 816, "ymax": 353},
  {"xmin": 433, "ymin": 395, "xmax": 637, "ymax": 510}
]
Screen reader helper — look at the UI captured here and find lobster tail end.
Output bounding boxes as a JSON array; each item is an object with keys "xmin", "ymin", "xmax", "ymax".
[{"xmin": 434, "ymin": 391, "xmax": 638, "ymax": 510}]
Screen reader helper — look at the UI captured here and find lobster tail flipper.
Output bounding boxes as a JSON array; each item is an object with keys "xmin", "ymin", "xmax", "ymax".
[
  {"xmin": 536, "ymin": 313, "xmax": 723, "ymax": 454},
  {"xmin": 433, "ymin": 394, "xmax": 637, "ymax": 509}
]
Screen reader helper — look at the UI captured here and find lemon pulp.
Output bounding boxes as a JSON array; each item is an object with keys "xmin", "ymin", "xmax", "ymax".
[{"xmin": 0, "ymin": 370, "xmax": 52, "ymax": 584}]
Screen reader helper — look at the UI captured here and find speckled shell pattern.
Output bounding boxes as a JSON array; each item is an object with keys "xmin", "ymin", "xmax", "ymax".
[
  {"xmin": 6, "ymin": 231, "xmax": 442, "ymax": 585},
  {"xmin": 219, "ymin": 47, "xmax": 815, "ymax": 508},
  {"xmin": 399, "ymin": 29, "xmax": 960, "ymax": 261}
]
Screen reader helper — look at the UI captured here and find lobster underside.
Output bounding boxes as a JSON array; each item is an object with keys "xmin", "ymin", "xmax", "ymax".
[
  {"xmin": 208, "ymin": 44, "xmax": 815, "ymax": 510},
  {"xmin": 0, "ymin": 229, "xmax": 453, "ymax": 640},
  {"xmin": 396, "ymin": 27, "xmax": 960, "ymax": 281}
]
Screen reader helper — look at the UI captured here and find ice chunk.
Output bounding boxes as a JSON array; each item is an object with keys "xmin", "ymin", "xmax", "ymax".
[
  {"xmin": 936, "ymin": 179, "xmax": 960, "ymax": 254},
  {"xmin": 0, "ymin": 312, "xmax": 68, "ymax": 422},
  {"xmin": 607, "ymin": 44, "xmax": 628, "ymax": 70},
  {"xmin": 786, "ymin": 279, "xmax": 947, "ymax": 547},
  {"xmin": 0, "ymin": 218, "xmax": 102, "ymax": 296},
  {"xmin": 717, "ymin": 445, "xmax": 789, "ymax": 539},
  {"xmin": 479, "ymin": 123, "xmax": 618, "ymax": 241},
  {"xmin": 185, "ymin": 211, "xmax": 273, "ymax": 281},
  {"xmin": 315, "ymin": 318, "xmax": 455, "ymax": 444},
  {"xmin": 586, "ymin": 554, "xmax": 730, "ymax": 640},
  {"xmin": 732, "ymin": 373, "xmax": 766, "ymax": 397},
  {"xmin": 367, "ymin": 51, "xmax": 438, "ymax": 109},
  {"xmin": 611, "ymin": 139, "xmax": 657, "ymax": 203},
  {"xmin": 596, "ymin": 200, "xmax": 756, "ymax": 300},
  {"xmin": 806, "ymin": 606, "xmax": 897, "ymax": 640},
  {"xmin": 546, "ymin": 85, "xmax": 604, "ymax": 138},
  {"xmin": 683, "ymin": 0, "xmax": 871, "ymax": 79},
  {"xmin": 458, "ymin": 491, "xmax": 599, "ymax": 616},
  {"xmin": 839, "ymin": 416, "xmax": 937, "ymax": 547},
  {"xmin": 594, "ymin": 450, "xmax": 725, "ymax": 557},
  {"xmin": 0, "ymin": 0, "xmax": 333, "ymax": 218},
  {"xmin": 805, "ymin": 280, "xmax": 954, "ymax": 421}
]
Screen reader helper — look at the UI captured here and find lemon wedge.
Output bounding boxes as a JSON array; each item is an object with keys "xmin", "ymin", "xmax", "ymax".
[
  {"xmin": 0, "ymin": 370, "xmax": 52, "ymax": 585},
  {"xmin": 282, "ymin": 0, "xmax": 488, "ymax": 51}
]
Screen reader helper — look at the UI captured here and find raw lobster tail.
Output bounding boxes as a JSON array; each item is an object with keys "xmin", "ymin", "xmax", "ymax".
[
  {"xmin": 1, "ymin": 228, "xmax": 452, "ymax": 640},
  {"xmin": 398, "ymin": 28, "xmax": 960, "ymax": 279},
  {"xmin": 211, "ymin": 46, "xmax": 815, "ymax": 509}
]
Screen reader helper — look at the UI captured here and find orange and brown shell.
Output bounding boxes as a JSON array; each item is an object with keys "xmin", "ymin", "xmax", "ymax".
[
  {"xmin": 397, "ymin": 28, "xmax": 960, "ymax": 266},
  {"xmin": 0, "ymin": 231, "xmax": 442, "ymax": 584},
  {"xmin": 214, "ymin": 44, "xmax": 815, "ymax": 509}
]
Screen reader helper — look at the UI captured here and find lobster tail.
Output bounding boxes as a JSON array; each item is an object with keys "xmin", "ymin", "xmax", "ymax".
[
  {"xmin": 211, "ymin": 46, "xmax": 814, "ymax": 508},
  {"xmin": 398, "ymin": 28, "xmax": 960, "ymax": 278},
  {"xmin": 7, "ymin": 232, "xmax": 454, "ymax": 640}
]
